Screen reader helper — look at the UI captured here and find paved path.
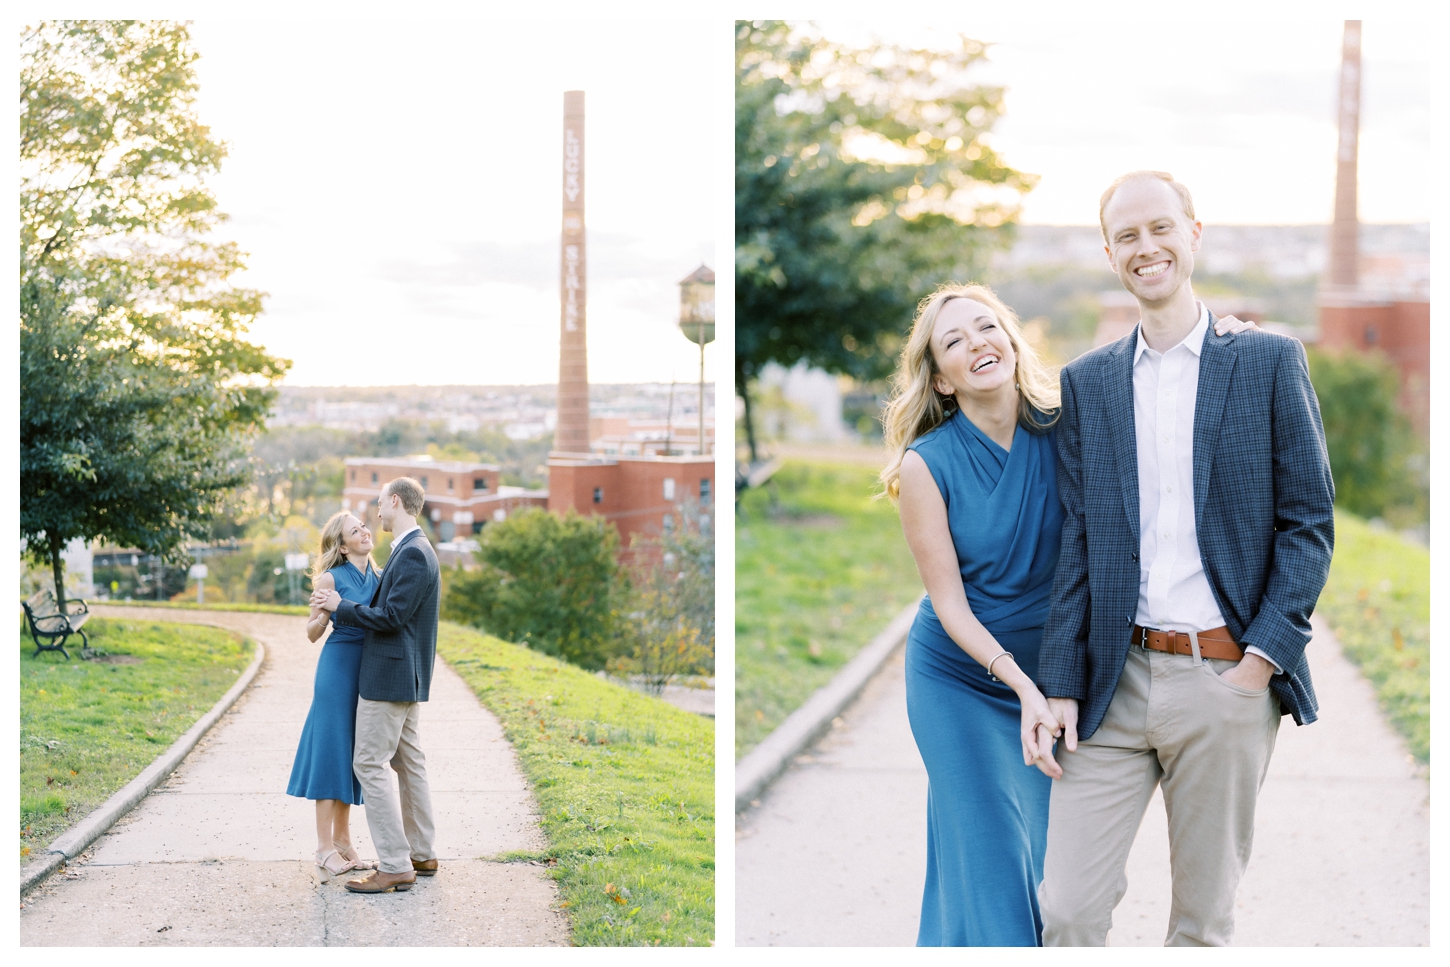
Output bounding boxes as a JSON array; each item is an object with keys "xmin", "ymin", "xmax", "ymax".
[
  {"xmin": 21, "ymin": 607, "xmax": 570, "ymax": 946},
  {"xmin": 736, "ymin": 614, "xmax": 1429, "ymax": 946}
]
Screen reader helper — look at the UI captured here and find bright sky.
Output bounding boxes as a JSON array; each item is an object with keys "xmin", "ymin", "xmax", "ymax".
[
  {"xmin": 189, "ymin": 19, "xmax": 719, "ymax": 387},
  {"xmin": 819, "ymin": 15, "xmax": 1433, "ymax": 226}
]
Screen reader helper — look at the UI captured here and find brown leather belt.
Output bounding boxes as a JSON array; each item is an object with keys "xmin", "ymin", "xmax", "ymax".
[{"xmin": 1132, "ymin": 625, "xmax": 1244, "ymax": 662}]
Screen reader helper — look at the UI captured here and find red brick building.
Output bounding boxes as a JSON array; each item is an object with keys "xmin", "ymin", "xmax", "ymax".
[
  {"xmin": 342, "ymin": 456, "xmax": 547, "ymax": 542},
  {"xmin": 1317, "ymin": 292, "xmax": 1430, "ymax": 435},
  {"xmin": 547, "ymin": 453, "xmax": 714, "ymax": 553}
]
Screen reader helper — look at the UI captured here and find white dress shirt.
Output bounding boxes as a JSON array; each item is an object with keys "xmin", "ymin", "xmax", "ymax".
[{"xmin": 1132, "ymin": 303, "xmax": 1278, "ymax": 671}]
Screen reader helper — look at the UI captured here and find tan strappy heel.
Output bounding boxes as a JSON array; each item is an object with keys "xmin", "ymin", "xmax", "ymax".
[{"xmin": 315, "ymin": 849, "xmax": 352, "ymax": 881}]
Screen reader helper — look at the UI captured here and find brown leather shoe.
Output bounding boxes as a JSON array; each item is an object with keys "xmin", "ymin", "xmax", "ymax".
[
  {"xmin": 343, "ymin": 869, "xmax": 416, "ymax": 893},
  {"xmin": 412, "ymin": 858, "xmax": 439, "ymax": 876}
]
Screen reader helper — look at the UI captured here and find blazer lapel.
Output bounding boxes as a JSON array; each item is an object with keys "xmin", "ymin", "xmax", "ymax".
[
  {"xmin": 1193, "ymin": 318, "xmax": 1237, "ymax": 529},
  {"xmin": 373, "ymin": 529, "xmax": 415, "ymax": 604},
  {"xmin": 1102, "ymin": 329, "xmax": 1141, "ymax": 542}
]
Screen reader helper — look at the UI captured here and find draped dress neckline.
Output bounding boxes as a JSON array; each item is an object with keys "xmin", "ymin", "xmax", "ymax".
[{"xmin": 910, "ymin": 409, "xmax": 1063, "ymax": 634}]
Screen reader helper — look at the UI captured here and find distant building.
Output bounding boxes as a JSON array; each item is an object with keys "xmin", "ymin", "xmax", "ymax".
[
  {"xmin": 342, "ymin": 456, "xmax": 547, "ymax": 542},
  {"xmin": 1092, "ymin": 292, "xmax": 1306, "ymax": 349},
  {"xmin": 589, "ymin": 414, "xmax": 715, "ymax": 457},
  {"xmin": 547, "ymin": 453, "xmax": 714, "ymax": 556},
  {"xmin": 755, "ymin": 361, "xmax": 851, "ymax": 442},
  {"xmin": 1318, "ymin": 293, "xmax": 1430, "ymax": 434}
]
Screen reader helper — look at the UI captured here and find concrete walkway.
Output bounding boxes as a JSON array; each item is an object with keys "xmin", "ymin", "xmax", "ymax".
[
  {"xmin": 20, "ymin": 607, "xmax": 570, "ymax": 946},
  {"xmin": 736, "ymin": 614, "xmax": 1429, "ymax": 946}
]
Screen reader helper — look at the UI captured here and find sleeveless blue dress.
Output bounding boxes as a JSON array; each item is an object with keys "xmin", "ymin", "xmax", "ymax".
[
  {"xmin": 905, "ymin": 409, "xmax": 1065, "ymax": 946},
  {"xmin": 286, "ymin": 561, "xmax": 379, "ymax": 804}
]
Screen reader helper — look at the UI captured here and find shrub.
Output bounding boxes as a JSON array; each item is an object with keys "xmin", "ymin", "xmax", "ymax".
[
  {"xmin": 1306, "ymin": 346, "xmax": 1422, "ymax": 520},
  {"xmin": 444, "ymin": 509, "xmax": 625, "ymax": 669}
]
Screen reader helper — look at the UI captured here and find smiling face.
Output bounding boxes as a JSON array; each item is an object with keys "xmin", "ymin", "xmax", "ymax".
[
  {"xmin": 339, "ymin": 515, "xmax": 374, "ymax": 556},
  {"xmin": 929, "ymin": 298, "xmax": 1018, "ymax": 403},
  {"xmin": 1102, "ymin": 176, "xmax": 1201, "ymax": 307}
]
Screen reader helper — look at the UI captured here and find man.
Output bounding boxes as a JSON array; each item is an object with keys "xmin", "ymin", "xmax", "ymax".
[
  {"xmin": 312, "ymin": 476, "xmax": 441, "ymax": 893},
  {"xmin": 1035, "ymin": 171, "xmax": 1335, "ymax": 946}
]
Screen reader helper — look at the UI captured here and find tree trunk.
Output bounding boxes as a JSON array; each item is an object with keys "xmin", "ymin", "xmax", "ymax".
[
  {"xmin": 737, "ymin": 359, "xmax": 759, "ymax": 465},
  {"xmin": 50, "ymin": 542, "xmax": 67, "ymax": 612}
]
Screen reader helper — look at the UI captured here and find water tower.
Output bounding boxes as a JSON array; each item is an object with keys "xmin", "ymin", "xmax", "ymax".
[{"xmin": 678, "ymin": 265, "xmax": 715, "ymax": 455}]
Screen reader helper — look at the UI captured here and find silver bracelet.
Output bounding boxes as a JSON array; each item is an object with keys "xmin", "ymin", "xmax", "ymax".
[{"xmin": 986, "ymin": 651, "xmax": 1015, "ymax": 682}]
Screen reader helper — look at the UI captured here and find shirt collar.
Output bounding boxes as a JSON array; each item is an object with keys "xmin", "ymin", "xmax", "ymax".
[{"xmin": 1133, "ymin": 301, "xmax": 1209, "ymax": 365}]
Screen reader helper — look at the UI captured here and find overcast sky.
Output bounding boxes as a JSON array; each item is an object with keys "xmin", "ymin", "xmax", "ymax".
[
  {"xmin": 819, "ymin": 16, "xmax": 1432, "ymax": 226},
  {"xmin": 189, "ymin": 18, "xmax": 719, "ymax": 387},
  {"xmin": 187, "ymin": 15, "xmax": 1428, "ymax": 386}
]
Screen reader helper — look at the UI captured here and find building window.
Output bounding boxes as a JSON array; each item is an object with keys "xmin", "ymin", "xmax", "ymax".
[
  {"xmin": 350, "ymin": 470, "xmax": 356, "ymax": 481},
  {"xmin": 662, "ymin": 514, "xmax": 674, "ymax": 533},
  {"xmin": 593, "ymin": 487, "xmax": 603, "ymax": 504},
  {"xmin": 700, "ymin": 478, "xmax": 710, "ymax": 501},
  {"xmin": 421, "ymin": 476, "xmax": 429, "ymax": 488},
  {"xmin": 1364, "ymin": 325, "xmax": 1378, "ymax": 345},
  {"xmin": 663, "ymin": 477, "xmax": 676, "ymax": 501},
  {"xmin": 371, "ymin": 472, "xmax": 378, "ymax": 484},
  {"xmin": 472, "ymin": 521, "xmax": 484, "ymax": 534},
  {"xmin": 447, "ymin": 478, "xmax": 454, "ymax": 492},
  {"xmin": 474, "ymin": 478, "xmax": 487, "ymax": 492}
]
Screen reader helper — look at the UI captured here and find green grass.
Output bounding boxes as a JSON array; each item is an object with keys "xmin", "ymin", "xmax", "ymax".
[
  {"xmin": 735, "ymin": 461, "xmax": 924, "ymax": 758},
  {"xmin": 95, "ymin": 599, "xmax": 310, "ymax": 615},
  {"xmin": 437, "ymin": 622, "xmax": 713, "ymax": 946},
  {"xmin": 19, "ymin": 617, "xmax": 255, "ymax": 865},
  {"xmin": 1317, "ymin": 511, "xmax": 1430, "ymax": 763}
]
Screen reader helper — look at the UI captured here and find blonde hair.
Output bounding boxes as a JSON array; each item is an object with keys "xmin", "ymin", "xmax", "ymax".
[
  {"xmin": 1099, "ymin": 170, "xmax": 1195, "ymax": 241},
  {"xmin": 382, "ymin": 476, "xmax": 426, "ymax": 515},
  {"xmin": 878, "ymin": 283, "xmax": 1060, "ymax": 502},
  {"xmin": 311, "ymin": 512, "xmax": 378, "ymax": 580}
]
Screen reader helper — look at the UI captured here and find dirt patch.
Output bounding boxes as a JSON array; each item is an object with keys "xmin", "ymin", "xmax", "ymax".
[
  {"xmin": 89, "ymin": 654, "xmax": 141, "ymax": 665},
  {"xmin": 780, "ymin": 513, "xmax": 844, "ymax": 529}
]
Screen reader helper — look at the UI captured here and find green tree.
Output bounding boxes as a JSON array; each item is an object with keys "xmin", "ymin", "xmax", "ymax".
[
  {"xmin": 445, "ymin": 509, "xmax": 626, "ymax": 669},
  {"xmin": 736, "ymin": 20, "xmax": 1035, "ymax": 459},
  {"xmin": 1306, "ymin": 347, "xmax": 1415, "ymax": 519},
  {"xmin": 611, "ymin": 508, "xmax": 716, "ymax": 691},
  {"xmin": 20, "ymin": 21, "xmax": 288, "ymax": 601}
]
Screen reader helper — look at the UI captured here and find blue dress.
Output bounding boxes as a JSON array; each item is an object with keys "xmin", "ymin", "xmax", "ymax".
[
  {"xmin": 905, "ymin": 409, "xmax": 1065, "ymax": 946},
  {"xmin": 286, "ymin": 561, "xmax": 379, "ymax": 804}
]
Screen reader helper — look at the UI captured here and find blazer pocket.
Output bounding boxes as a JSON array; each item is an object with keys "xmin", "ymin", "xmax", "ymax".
[{"xmin": 375, "ymin": 642, "xmax": 406, "ymax": 660}]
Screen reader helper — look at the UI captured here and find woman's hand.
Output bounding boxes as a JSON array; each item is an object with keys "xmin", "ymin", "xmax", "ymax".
[
  {"xmin": 1214, "ymin": 313, "xmax": 1258, "ymax": 336},
  {"xmin": 1018, "ymin": 685, "xmax": 1063, "ymax": 779},
  {"xmin": 307, "ymin": 573, "xmax": 336, "ymax": 643}
]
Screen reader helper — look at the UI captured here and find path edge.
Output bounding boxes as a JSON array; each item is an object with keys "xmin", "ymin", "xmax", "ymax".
[
  {"xmin": 19, "ymin": 634, "xmax": 266, "ymax": 897},
  {"xmin": 735, "ymin": 596, "xmax": 922, "ymax": 812}
]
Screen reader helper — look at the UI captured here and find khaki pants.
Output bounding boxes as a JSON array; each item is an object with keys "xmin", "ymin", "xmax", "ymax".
[
  {"xmin": 354, "ymin": 698, "xmax": 436, "ymax": 875},
  {"xmin": 1040, "ymin": 646, "xmax": 1280, "ymax": 946}
]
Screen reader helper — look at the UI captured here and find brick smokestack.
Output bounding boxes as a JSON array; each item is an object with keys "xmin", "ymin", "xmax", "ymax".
[
  {"xmin": 1328, "ymin": 21, "xmax": 1361, "ymax": 288},
  {"xmin": 556, "ymin": 90, "xmax": 590, "ymax": 454}
]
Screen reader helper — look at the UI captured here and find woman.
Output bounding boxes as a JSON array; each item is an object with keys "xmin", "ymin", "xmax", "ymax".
[
  {"xmin": 286, "ymin": 512, "xmax": 380, "ymax": 879},
  {"xmin": 881, "ymin": 283, "xmax": 1252, "ymax": 945}
]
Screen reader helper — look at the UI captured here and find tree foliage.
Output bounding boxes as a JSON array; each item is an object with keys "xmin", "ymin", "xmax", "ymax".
[
  {"xmin": 1306, "ymin": 347, "xmax": 1418, "ymax": 520},
  {"xmin": 20, "ymin": 21, "xmax": 289, "ymax": 598},
  {"xmin": 611, "ymin": 506, "xmax": 716, "ymax": 688},
  {"xmin": 444, "ymin": 509, "xmax": 626, "ymax": 670},
  {"xmin": 735, "ymin": 20, "xmax": 1036, "ymax": 453}
]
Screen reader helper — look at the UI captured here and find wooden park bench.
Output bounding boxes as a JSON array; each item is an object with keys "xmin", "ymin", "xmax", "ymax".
[{"xmin": 22, "ymin": 589, "xmax": 92, "ymax": 660}]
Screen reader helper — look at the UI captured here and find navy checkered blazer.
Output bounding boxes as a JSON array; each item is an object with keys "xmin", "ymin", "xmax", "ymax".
[
  {"xmin": 335, "ymin": 527, "xmax": 441, "ymax": 704},
  {"xmin": 1039, "ymin": 316, "xmax": 1335, "ymax": 741}
]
